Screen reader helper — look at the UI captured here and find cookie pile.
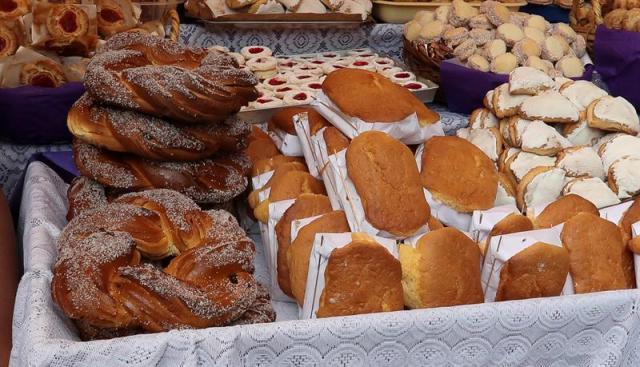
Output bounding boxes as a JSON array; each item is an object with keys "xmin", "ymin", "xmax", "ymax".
[
  {"xmin": 456, "ymin": 66, "xmax": 640, "ymax": 211},
  {"xmin": 404, "ymin": 0, "xmax": 587, "ymax": 77}
]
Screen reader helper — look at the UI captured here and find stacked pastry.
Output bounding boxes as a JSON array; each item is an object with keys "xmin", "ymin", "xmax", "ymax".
[
  {"xmin": 68, "ymin": 32, "xmax": 259, "ymax": 205},
  {"xmin": 184, "ymin": 0, "xmax": 372, "ymax": 20},
  {"xmin": 0, "ymin": 0, "xmax": 166, "ymax": 88},
  {"xmin": 404, "ymin": 0, "xmax": 587, "ymax": 77},
  {"xmin": 457, "ymin": 65, "xmax": 640, "ymax": 211}
]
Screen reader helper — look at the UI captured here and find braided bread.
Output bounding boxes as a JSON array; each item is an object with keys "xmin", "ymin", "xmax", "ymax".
[
  {"xmin": 73, "ymin": 140, "xmax": 249, "ymax": 204},
  {"xmin": 66, "ymin": 176, "xmax": 108, "ymax": 221},
  {"xmin": 85, "ymin": 32, "xmax": 259, "ymax": 124},
  {"xmin": 68, "ymin": 94, "xmax": 251, "ymax": 161},
  {"xmin": 53, "ymin": 188, "xmax": 273, "ymax": 340}
]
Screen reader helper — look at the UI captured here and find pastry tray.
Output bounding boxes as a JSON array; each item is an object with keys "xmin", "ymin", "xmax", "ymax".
[
  {"xmin": 237, "ymin": 48, "xmax": 439, "ymax": 124},
  {"xmin": 372, "ymin": 0, "xmax": 527, "ymax": 23}
]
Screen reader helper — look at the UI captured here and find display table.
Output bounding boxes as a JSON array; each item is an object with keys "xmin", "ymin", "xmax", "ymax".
[{"xmin": 9, "ymin": 159, "xmax": 640, "ymax": 366}]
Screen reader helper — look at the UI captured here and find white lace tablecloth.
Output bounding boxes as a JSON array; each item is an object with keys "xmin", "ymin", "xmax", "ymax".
[{"xmin": 10, "ymin": 160, "xmax": 640, "ymax": 366}]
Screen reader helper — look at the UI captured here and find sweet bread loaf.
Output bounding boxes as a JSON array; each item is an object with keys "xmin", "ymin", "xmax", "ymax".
[
  {"xmin": 562, "ymin": 120, "xmax": 605, "ymax": 146},
  {"xmin": 268, "ymin": 106, "xmax": 328, "ymax": 136},
  {"xmin": 287, "ymin": 210, "xmax": 350, "ymax": 306},
  {"xmin": 519, "ymin": 90, "xmax": 580, "ymax": 123},
  {"xmin": 598, "ymin": 134, "xmax": 640, "ymax": 171},
  {"xmin": 487, "ymin": 213, "xmax": 533, "ymax": 247},
  {"xmin": 400, "ymin": 228, "xmax": 483, "ymax": 309},
  {"xmin": 275, "ymin": 194, "xmax": 332, "ymax": 297},
  {"xmin": 246, "ymin": 136, "xmax": 279, "ymax": 169},
  {"xmin": 322, "ymin": 68, "xmax": 440, "ymax": 126},
  {"xmin": 508, "ymin": 66, "xmax": 553, "ymax": 95},
  {"xmin": 322, "ymin": 126, "xmax": 350, "ymax": 155},
  {"xmin": 586, "ymin": 96, "xmax": 640, "ymax": 135},
  {"xmin": 421, "ymin": 136, "xmax": 498, "ymax": 212},
  {"xmin": 316, "ymin": 236, "xmax": 404, "ymax": 318},
  {"xmin": 469, "ymin": 108, "xmax": 498, "ymax": 129},
  {"xmin": 66, "ymin": 176, "xmax": 108, "ymax": 221},
  {"xmin": 85, "ymin": 32, "xmax": 259, "ymax": 124},
  {"xmin": 516, "ymin": 166, "xmax": 566, "ymax": 211},
  {"xmin": 619, "ymin": 198, "xmax": 640, "ymax": 251},
  {"xmin": 251, "ymin": 154, "xmax": 306, "ymax": 177},
  {"xmin": 556, "ymin": 146, "xmax": 605, "ymax": 179},
  {"xmin": 73, "ymin": 140, "xmax": 249, "ymax": 204},
  {"xmin": 495, "ymin": 242, "xmax": 569, "ymax": 301},
  {"xmin": 532, "ymin": 194, "xmax": 598, "ymax": 228},
  {"xmin": 457, "ymin": 127, "xmax": 503, "ymax": 161},
  {"xmin": 68, "ymin": 94, "xmax": 251, "ymax": 161},
  {"xmin": 248, "ymin": 161, "xmax": 308, "ymax": 209},
  {"xmin": 507, "ymin": 150, "xmax": 556, "ymax": 183},
  {"xmin": 559, "ymin": 81, "xmax": 608, "ymax": 113},
  {"xmin": 492, "ymin": 83, "xmax": 529, "ymax": 118},
  {"xmin": 561, "ymin": 212, "xmax": 635, "ymax": 293},
  {"xmin": 347, "ymin": 131, "xmax": 430, "ymax": 236},
  {"xmin": 608, "ymin": 157, "xmax": 640, "ymax": 199},
  {"xmin": 562, "ymin": 177, "xmax": 621, "ymax": 208},
  {"xmin": 520, "ymin": 120, "xmax": 571, "ymax": 156}
]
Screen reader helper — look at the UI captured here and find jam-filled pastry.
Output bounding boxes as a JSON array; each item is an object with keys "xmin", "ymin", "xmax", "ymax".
[
  {"xmin": 96, "ymin": 0, "xmax": 137, "ymax": 37},
  {"xmin": 20, "ymin": 59, "xmax": 67, "ymax": 87},
  {"xmin": 46, "ymin": 4, "xmax": 90, "ymax": 42},
  {"xmin": 0, "ymin": 22, "xmax": 18, "ymax": 58},
  {"xmin": 0, "ymin": 0, "xmax": 30, "ymax": 20}
]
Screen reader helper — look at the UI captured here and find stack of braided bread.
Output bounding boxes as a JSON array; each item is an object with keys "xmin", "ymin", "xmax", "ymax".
[{"xmin": 67, "ymin": 31, "xmax": 260, "ymax": 204}]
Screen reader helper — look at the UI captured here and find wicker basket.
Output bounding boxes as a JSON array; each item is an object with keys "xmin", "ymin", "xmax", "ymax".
[
  {"xmin": 402, "ymin": 36, "xmax": 453, "ymax": 87},
  {"xmin": 570, "ymin": 0, "xmax": 603, "ymax": 54}
]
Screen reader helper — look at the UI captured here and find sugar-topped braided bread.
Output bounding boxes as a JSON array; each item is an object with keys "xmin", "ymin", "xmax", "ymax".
[
  {"xmin": 73, "ymin": 140, "xmax": 249, "ymax": 204},
  {"xmin": 68, "ymin": 94, "xmax": 251, "ymax": 161},
  {"xmin": 84, "ymin": 32, "xmax": 259, "ymax": 124},
  {"xmin": 53, "ymin": 187, "xmax": 275, "ymax": 340}
]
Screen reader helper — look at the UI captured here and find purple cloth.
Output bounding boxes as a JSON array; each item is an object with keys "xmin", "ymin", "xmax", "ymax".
[
  {"xmin": 41, "ymin": 150, "xmax": 79, "ymax": 177},
  {"xmin": 440, "ymin": 60, "xmax": 595, "ymax": 115},
  {"xmin": 595, "ymin": 25, "xmax": 640, "ymax": 110},
  {"xmin": 0, "ymin": 82, "xmax": 84, "ymax": 144}
]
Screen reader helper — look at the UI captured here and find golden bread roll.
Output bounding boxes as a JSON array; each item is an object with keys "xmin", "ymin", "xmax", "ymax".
[
  {"xmin": 287, "ymin": 210, "xmax": 350, "ymax": 306},
  {"xmin": 322, "ymin": 126, "xmax": 350, "ymax": 155},
  {"xmin": 561, "ymin": 212, "xmax": 635, "ymax": 293},
  {"xmin": 248, "ymin": 161, "xmax": 308, "ymax": 209},
  {"xmin": 619, "ymin": 198, "xmax": 640, "ymax": 252},
  {"xmin": 316, "ymin": 236, "xmax": 404, "ymax": 318},
  {"xmin": 533, "ymin": 194, "xmax": 598, "ymax": 228},
  {"xmin": 322, "ymin": 68, "xmax": 440, "ymax": 126},
  {"xmin": 275, "ymin": 194, "xmax": 333, "ymax": 297},
  {"xmin": 253, "ymin": 171, "xmax": 326, "ymax": 223},
  {"xmin": 268, "ymin": 106, "xmax": 329, "ymax": 136},
  {"xmin": 400, "ymin": 228, "xmax": 484, "ymax": 309},
  {"xmin": 347, "ymin": 131, "xmax": 430, "ymax": 237},
  {"xmin": 251, "ymin": 154, "xmax": 306, "ymax": 177},
  {"xmin": 421, "ymin": 136, "xmax": 498, "ymax": 212},
  {"xmin": 427, "ymin": 215, "xmax": 445, "ymax": 230},
  {"xmin": 249, "ymin": 125, "xmax": 271, "ymax": 143},
  {"xmin": 495, "ymin": 242, "xmax": 570, "ymax": 301},
  {"xmin": 246, "ymin": 138, "xmax": 279, "ymax": 168},
  {"xmin": 489, "ymin": 213, "xmax": 534, "ymax": 238}
]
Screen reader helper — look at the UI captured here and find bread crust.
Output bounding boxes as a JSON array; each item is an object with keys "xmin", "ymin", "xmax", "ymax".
[
  {"xmin": 421, "ymin": 136, "xmax": 498, "ymax": 212},
  {"xmin": 533, "ymin": 194, "xmax": 599, "ymax": 228},
  {"xmin": 347, "ymin": 131, "xmax": 430, "ymax": 236},
  {"xmin": 268, "ymin": 106, "xmax": 329, "ymax": 136},
  {"xmin": 322, "ymin": 126, "xmax": 350, "ymax": 155}
]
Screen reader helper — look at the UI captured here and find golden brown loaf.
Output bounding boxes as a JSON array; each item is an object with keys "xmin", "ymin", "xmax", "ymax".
[
  {"xmin": 421, "ymin": 136, "xmax": 498, "ymax": 212},
  {"xmin": 316, "ymin": 237, "xmax": 404, "ymax": 318},
  {"xmin": 73, "ymin": 140, "xmax": 249, "ymax": 204},
  {"xmin": 68, "ymin": 94, "xmax": 251, "ymax": 161},
  {"xmin": 246, "ymin": 138, "xmax": 280, "ymax": 170},
  {"xmin": 560, "ymin": 212, "xmax": 635, "ymax": 293},
  {"xmin": 400, "ymin": 228, "xmax": 484, "ymax": 309},
  {"xmin": 274, "ymin": 194, "xmax": 333, "ymax": 297},
  {"xmin": 533, "ymin": 194, "xmax": 599, "ymax": 228},
  {"xmin": 268, "ymin": 106, "xmax": 329, "ymax": 136},
  {"xmin": 52, "ymin": 189, "xmax": 273, "ymax": 340},
  {"xmin": 322, "ymin": 68, "xmax": 440, "ymax": 126},
  {"xmin": 85, "ymin": 32, "xmax": 259, "ymax": 124},
  {"xmin": 247, "ymin": 161, "xmax": 308, "ymax": 209},
  {"xmin": 495, "ymin": 242, "xmax": 570, "ymax": 301},
  {"xmin": 251, "ymin": 155, "xmax": 306, "ymax": 177},
  {"xmin": 619, "ymin": 198, "xmax": 640, "ymax": 253},
  {"xmin": 489, "ymin": 213, "xmax": 534, "ymax": 239},
  {"xmin": 322, "ymin": 126, "xmax": 350, "ymax": 155},
  {"xmin": 347, "ymin": 131, "xmax": 430, "ymax": 237},
  {"xmin": 287, "ymin": 210, "xmax": 350, "ymax": 305}
]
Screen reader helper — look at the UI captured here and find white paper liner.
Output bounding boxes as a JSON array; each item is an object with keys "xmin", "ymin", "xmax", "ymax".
[
  {"xmin": 311, "ymin": 127, "xmax": 344, "ymax": 210},
  {"xmin": 266, "ymin": 199, "xmax": 297, "ymax": 303},
  {"xmin": 469, "ymin": 204, "xmax": 521, "ymax": 243},
  {"xmin": 268, "ymin": 128, "xmax": 304, "ymax": 157},
  {"xmin": 293, "ymin": 113, "xmax": 321, "ymax": 178},
  {"xmin": 414, "ymin": 144, "xmax": 473, "ymax": 231},
  {"xmin": 481, "ymin": 226, "xmax": 574, "ymax": 302},
  {"xmin": 300, "ymin": 233, "xmax": 398, "ymax": 320},
  {"xmin": 251, "ymin": 171, "xmax": 274, "ymax": 191},
  {"xmin": 312, "ymin": 92, "xmax": 444, "ymax": 145},
  {"xmin": 632, "ymin": 222, "xmax": 640, "ymax": 288},
  {"xmin": 326, "ymin": 149, "xmax": 428, "ymax": 239},
  {"xmin": 290, "ymin": 214, "xmax": 326, "ymax": 318}
]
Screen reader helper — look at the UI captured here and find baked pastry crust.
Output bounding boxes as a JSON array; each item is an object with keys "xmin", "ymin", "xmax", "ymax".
[
  {"xmin": 268, "ymin": 106, "xmax": 328, "ymax": 136},
  {"xmin": 586, "ymin": 96, "xmax": 640, "ymax": 135},
  {"xmin": 322, "ymin": 126, "xmax": 350, "ymax": 155},
  {"xmin": 533, "ymin": 194, "xmax": 598, "ymax": 228},
  {"xmin": 317, "ymin": 237, "xmax": 404, "ymax": 318},
  {"xmin": 322, "ymin": 68, "xmax": 439, "ymax": 126},
  {"xmin": 347, "ymin": 131, "xmax": 430, "ymax": 236},
  {"xmin": 19, "ymin": 59, "xmax": 67, "ymax": 87},
  {"xmin": 400, "ymin": 228, "xmax": 484, "ymax": 309},
  {"xmin": 561, "ymin": 212, "xmax": 635, "ymax": 293},
  {"xmin": 421, "ymin": 136, "xmax": 498, "ymax": 212}
]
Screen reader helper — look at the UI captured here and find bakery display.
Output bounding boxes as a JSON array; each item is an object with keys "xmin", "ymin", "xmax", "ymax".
[
  {"xmin": 604, "ymin": 7, "xmax": 640, "ymax": 31},
  {"xmin": 404, "ymin": 1, "xmax": 587, "ymax": 77},
  {"xmin": 184, "ymin": 0, "xmax": 372, "ymax": 20},
  {"xmin": 457, "ymin": 66, "xmax": 640, "ymax": 210},
  {"xmin": 53, "ymin": 186, "xmax": 275, "ymax": 340},
  {"xmin": 70, "ymin": 33, "xmax": 257, "ymax": 204}
]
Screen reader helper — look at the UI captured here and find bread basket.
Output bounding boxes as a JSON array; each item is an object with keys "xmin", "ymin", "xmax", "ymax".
[
  {"xmin": 402, "ymin": 36, "xmax": 453, "ymax": 90},
  {"xmin": 570, "ymin": 0, "xmax": 603, "ymax": 53}
]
